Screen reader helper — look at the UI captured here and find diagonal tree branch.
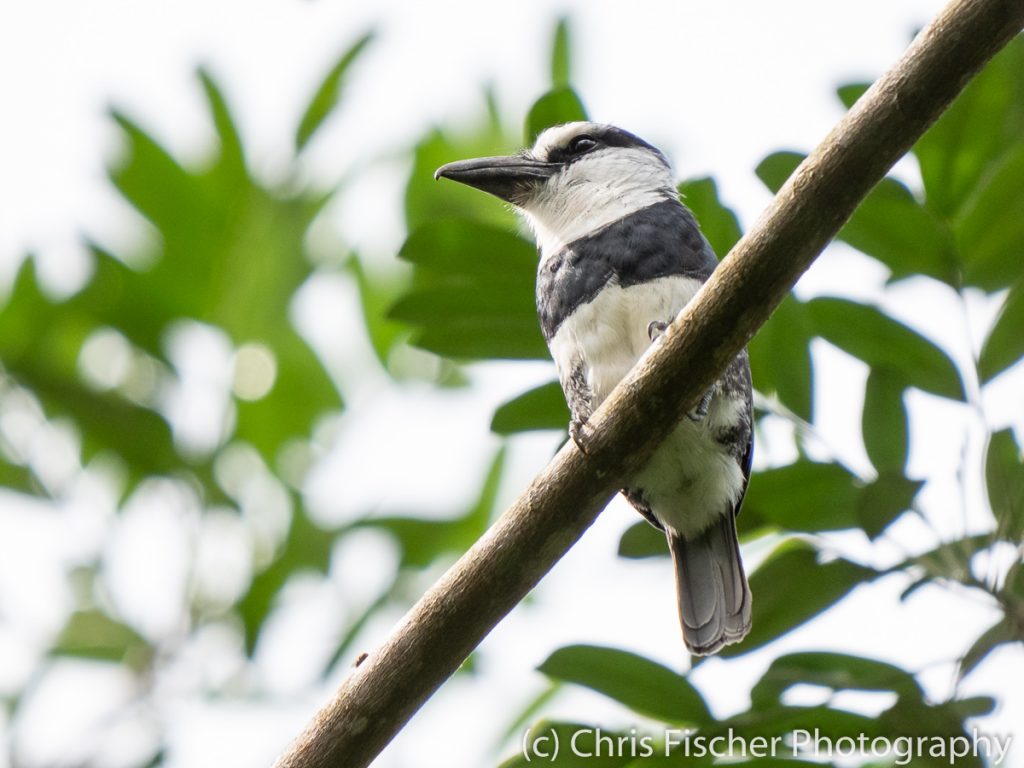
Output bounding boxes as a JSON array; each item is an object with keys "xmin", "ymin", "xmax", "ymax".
[{"xmin": 274, "ymin": 1, "xmax": 1024, "ymax": 766}]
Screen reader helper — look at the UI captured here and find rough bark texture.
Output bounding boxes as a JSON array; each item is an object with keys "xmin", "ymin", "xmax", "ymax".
[{"xmin": 274, "ymin": 2, "xmax": 1024, "ymax": 766}]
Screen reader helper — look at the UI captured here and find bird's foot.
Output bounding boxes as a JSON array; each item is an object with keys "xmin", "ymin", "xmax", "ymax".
[
  {"xmin": 647, "ymin": 319, "xmax": 710, "ymax": 421},
  {"xmin": 688, "ymin": 389, "xmax": 714, "ymax": 422},
  {"xmin": 647, "ymin": 320, "xmax": 669, "ymax": 342},
  {"xmin": 569, "ymin": 417, "xmax": 591, "ymax": 455}
]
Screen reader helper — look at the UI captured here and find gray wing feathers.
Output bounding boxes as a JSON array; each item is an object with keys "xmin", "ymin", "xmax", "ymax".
[{"xmin": 667, "ymin": 515, "xmax": 751, "ymax": 656}]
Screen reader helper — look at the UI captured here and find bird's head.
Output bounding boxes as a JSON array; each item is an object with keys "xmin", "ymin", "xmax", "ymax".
[{"xmin": 435, "ymin": 122, "xmax": 678, "ymax": 256}]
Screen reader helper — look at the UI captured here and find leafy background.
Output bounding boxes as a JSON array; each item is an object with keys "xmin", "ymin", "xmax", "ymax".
[{"xmin": 0, "ymin": 4, "xmax": 1022, "ymax": 767}]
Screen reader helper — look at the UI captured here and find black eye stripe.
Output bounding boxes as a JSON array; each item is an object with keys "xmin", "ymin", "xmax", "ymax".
[
  {"xmin": 538, "ymin": 125, "xmax": 669, "ymax": 167},
  {"xmin": 568, "ymin": 135, "xmax": 598, "ymax": 153},
  {"xmin": 545, "ymin": 135, "xmax": 601, "ymax": 164}
]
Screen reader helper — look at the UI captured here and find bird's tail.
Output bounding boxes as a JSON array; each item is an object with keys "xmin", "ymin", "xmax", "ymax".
[{"xmin": 667, "ymin": 514, "xmax": 751, "ymax": 655}]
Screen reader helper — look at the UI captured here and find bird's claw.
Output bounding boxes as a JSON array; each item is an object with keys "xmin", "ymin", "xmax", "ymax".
[
  {"xmin": 570, "ymin": 417, "xmax": 591, "ymax": 455},
  {"xmin": 688, "ymin": 389, "xmax": 713, "ymax": 422},
  {"xmin": 647, "ymin": 320, "xmax": 669, "ymax": 342},
  {"xmin": 648, "ymin": 319, "xmax": 710, "ymax": 422}
]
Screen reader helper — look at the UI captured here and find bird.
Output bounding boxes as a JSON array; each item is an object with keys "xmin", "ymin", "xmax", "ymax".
[{"xmin": 435, "ymin": 122, "xmax": 752, "ymax": 655}]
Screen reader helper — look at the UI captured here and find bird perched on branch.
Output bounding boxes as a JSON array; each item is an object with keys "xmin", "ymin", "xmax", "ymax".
[{"xmin": 435, "ymin": 122, "xmax": 752, "ymax": 655}]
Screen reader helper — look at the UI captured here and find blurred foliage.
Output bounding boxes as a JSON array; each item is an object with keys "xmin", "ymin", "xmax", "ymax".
[
  {"xmin": 295, "ymin": 31, "xmax": 375, "ymax": 152},
  {"xmin": 499, "ymin": 647, "xmax": 996, "ymax": 767},
  {"xmin": 0, "ymin": 28, "xmax": 513, "ymax": 766},
  {"xmin": 0, "ymin": 14, "xmax": 1021, "ymax": 768}
]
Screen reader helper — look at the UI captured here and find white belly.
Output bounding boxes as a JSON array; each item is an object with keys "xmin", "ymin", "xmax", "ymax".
[{"xmin": 548, "ymin": 275, "xmax": 745, "ymax": 537}]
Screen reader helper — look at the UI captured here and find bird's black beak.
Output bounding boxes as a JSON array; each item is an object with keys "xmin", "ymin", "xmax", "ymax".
[{"xmin": 434, "ymin": 155, "xmax": 558, "ymax": 205}]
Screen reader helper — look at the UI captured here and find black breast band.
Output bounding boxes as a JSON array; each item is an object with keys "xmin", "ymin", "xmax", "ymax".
[{"xmin": 535, "ymin": 199, "xmax": 719, "ymax": 341}]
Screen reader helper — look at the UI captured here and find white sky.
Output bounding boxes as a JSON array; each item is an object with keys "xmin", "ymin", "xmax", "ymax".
[{"xmin": 0, "ymin": 1, "xmax": 1022, "ymax": 767}]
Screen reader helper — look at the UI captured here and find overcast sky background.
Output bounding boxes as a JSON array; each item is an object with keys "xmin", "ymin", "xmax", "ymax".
[{"xmin": 1, "ymin": 1, "xmax": 1022, "ymax": 767}]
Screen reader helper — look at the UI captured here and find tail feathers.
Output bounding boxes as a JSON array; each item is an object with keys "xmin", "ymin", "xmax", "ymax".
[{"xmin": 667, "ymin": 514, "xmax": 751, "ymax": 656}]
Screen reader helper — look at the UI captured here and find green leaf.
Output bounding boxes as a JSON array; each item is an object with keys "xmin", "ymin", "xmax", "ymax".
[
  {"xmin": 979, "ymin": 281, "xmax": 1024, "ymax": 382},
  {"xmin": 526, "ymin": 88, "xmax": 588, "ymax": 144},
  {"xmin": 198, "ymin": 67, "xmax": 246, "ymax": 179},
  {"xmin": 406, "ymin": 122, "xmax": 518, "ymax": 233},
  {"xmin": 491, "ymin": 380, "xmax": 567, "ymax": 435},
  {"xmin": 862, "ymin": 367, "xmax": 909, "ymax": 472},
  {"xmin": 740, "ymin": 461, "xmax": 860, "ymax": 533},
  {"xmin": 748, "ymin": 294, "xmax": 814, "ymax": 420},
  {"xmin": 347, "ymin": 254, "xmax": 409, "ymax": 367},
  {"xmin": 392, "ymin": 220, "xmax": 546, "ymax": 360},
  {"xmin": 806, "ymin": 298, "xmax": 964, "ymax": 401},
  {"xmin": 538, "ymin": 644, "xmax": 711, "ymax": 725},
  {"xmin": 837, "ymin": 82, "xmax": 870, "ymax": 110},
  {"xmin": 0, "ymin": 262, "xmax": 185, "ymax": 481},
  {"xmin": 914, "ymin": 36, "xmax": 1024, "ymax": 220},
  {"xmin": 403, "ymin": 317, "xmax": 544, "ymax": 361},
  {"xmin": 958, "ymin": 617, "xmax": 1016, "ymax": 680},
  {"xmin": 678, "ymin": 177, "xmax": 743, "ymax": 259},
  {"xmin": 617, "ymin": 520, "xmax": 666, "ymax": 559},
  {"xmin": 838, "ymin": 177, "xmax": 958, "ymax": 285},
  {"xmin": 759, "ymin": 150, "xmax": 959, "ymax": 285},
  {"xmin": 755, "ymin": 151, "xmax": 803, "ymax": 193},
  {"xmin": 750, "ymin": 652, "xmax": 923, "ymax": 708},
  {"xmin": 719, "ymin": 703, "xmax": 877, "ymax": 743},
  {"xmin": 893, "ymin": 533, "xmax": 994, "ymax": 590},
  {"xmin": 956, "ymin": 142, "xmax": 1024, "ymax": 290},
  {"xmin": 984, "ymin": 429, "xmax": 1024, "ymax": 540},
  {"xmin": 856, "ymin": 471, "xmax": 923, "ymax": 540},
  {"xmin": 551, "ymin": 18, "xmax": 572, "ymax": 88},
  {"xmin": 104, "ymin": 122, "xmax": 217, "ymax": 299},
  {"xmin": 0, "ymin": 457, "xmax": 40, "ymax": 496},
  {"xmin": 720, "ymin": 540, "xmax": 876, "ymax": 657},
  {"xmin": 44, "ymin": 379, "xmax": 180, "ymax": 478},
  {"xmin": 398, "ymin": 219, "xmax": 534, "ymax": 276},
  {"xmin": 939, "ymin": 696, "xmax": 997, "ymax": 720},
  {"xmin": 53, "ymin": 610, "xmax": 151, "ymax": 668},
  {"xmin": 876, "ymin": 698, "xmax": 995, "ymax": 767},
  {"xmin": 295, "ymin": 31, "xmax": 375, "ymax": 152},
  {"xmin": 1006, "ymin": 559, "xmax": 1024, "ymax": 601}
]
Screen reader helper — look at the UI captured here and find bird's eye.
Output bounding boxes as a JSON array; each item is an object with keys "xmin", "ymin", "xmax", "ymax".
[{"xmin": 568, "ymin": 135, "xmax": 598, "ymax": 154}]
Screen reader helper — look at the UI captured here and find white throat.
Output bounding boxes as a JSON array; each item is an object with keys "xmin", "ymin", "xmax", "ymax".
[{"xmin": 520, "ymin": 147, "xmax": 677, "ymax": 259}]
